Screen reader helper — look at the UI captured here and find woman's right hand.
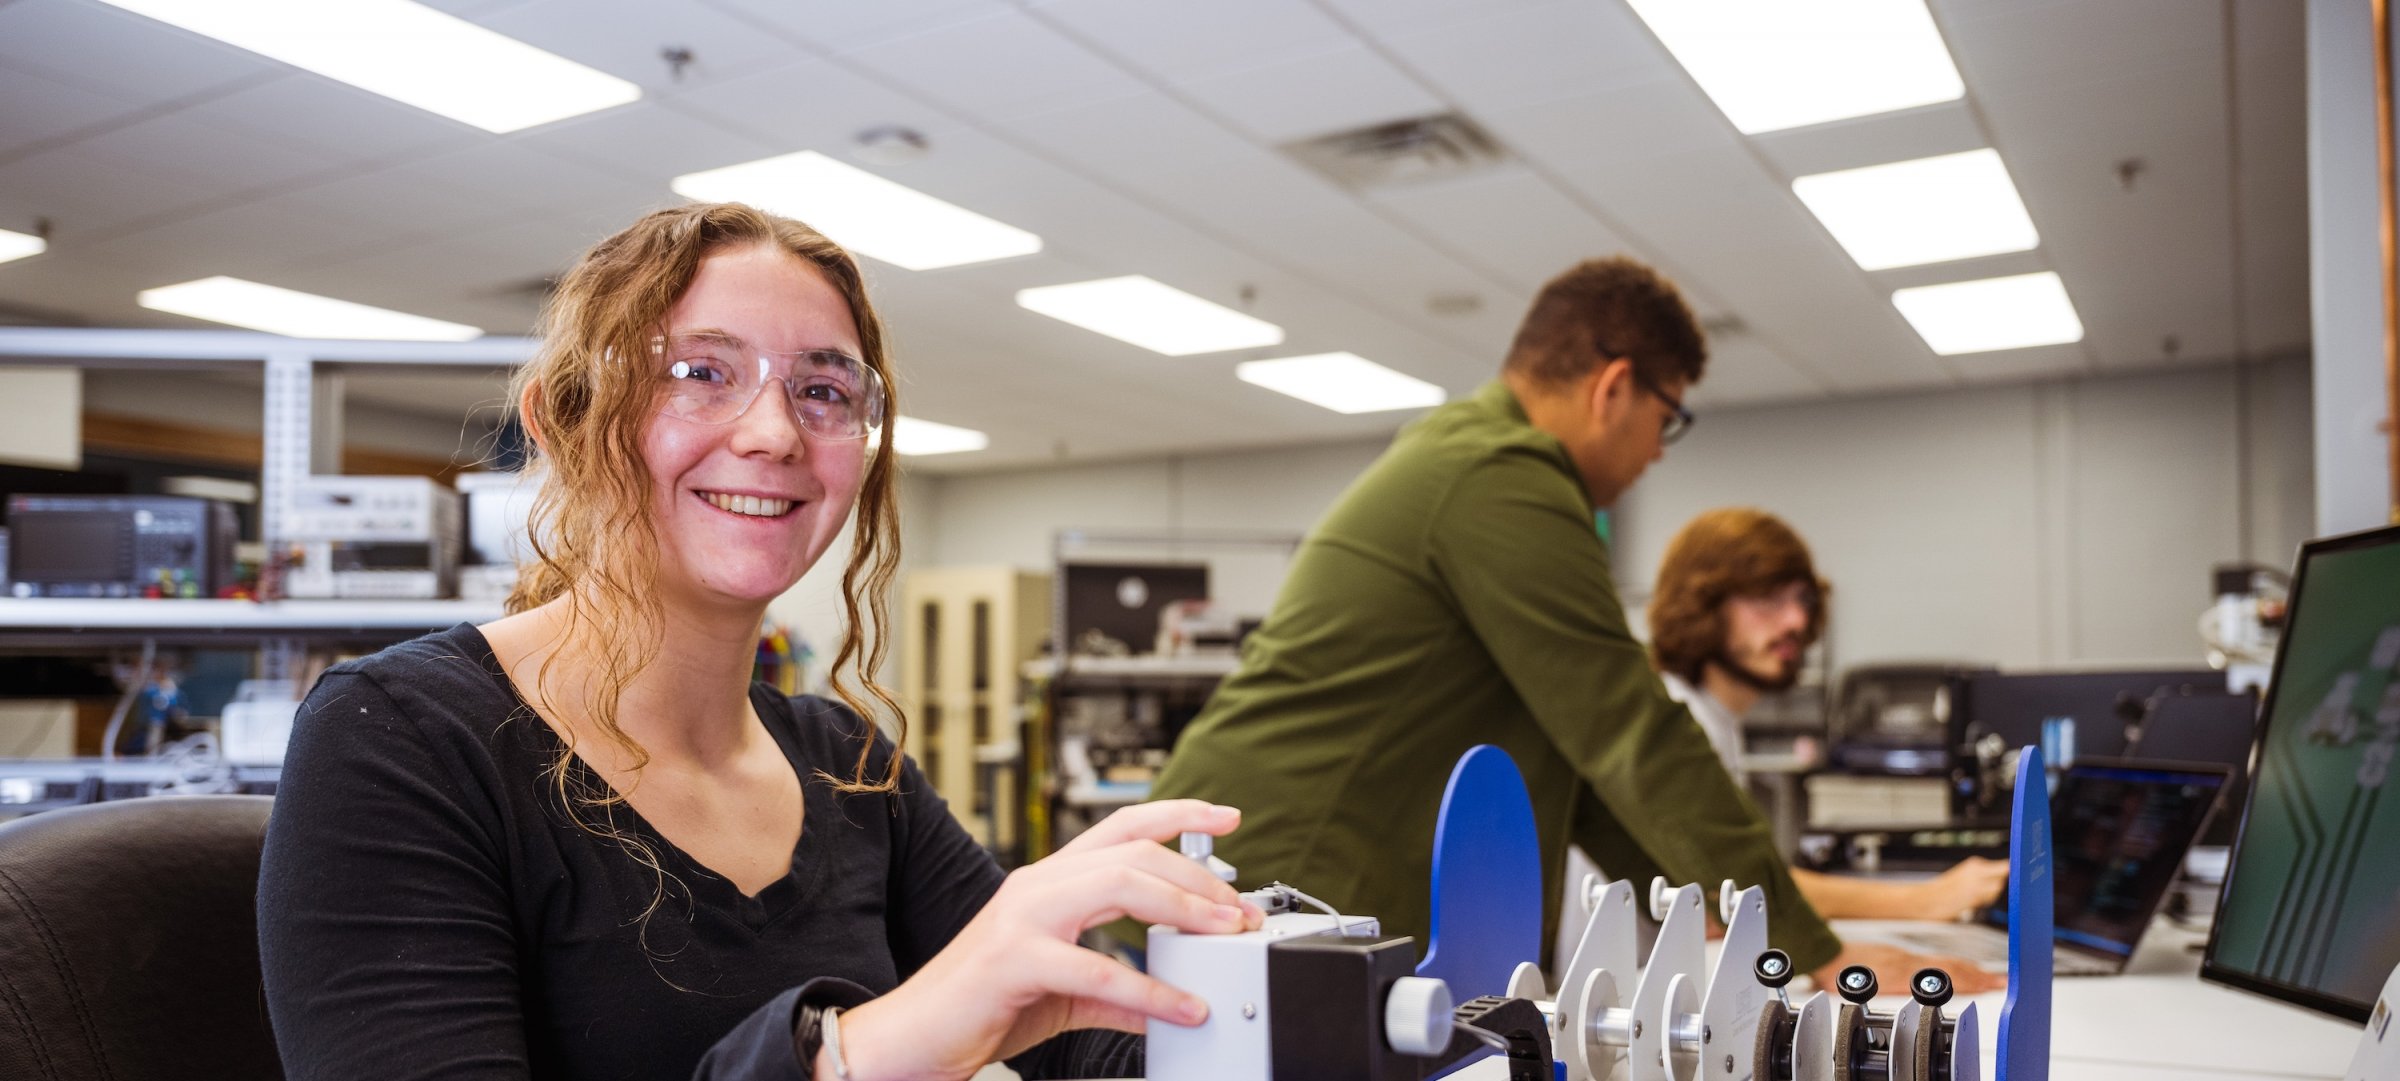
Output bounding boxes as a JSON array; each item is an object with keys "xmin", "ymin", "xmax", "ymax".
[{"xmin": 826, "ymin": 800, "xmax": 1263, "ymax": 1081}]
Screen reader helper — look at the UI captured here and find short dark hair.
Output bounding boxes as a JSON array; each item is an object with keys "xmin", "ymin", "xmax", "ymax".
[
  {"xmin": 1503, "ymin": 256, "xmax": 1707, "ymax": 391},
  {"xmin": 1648, "ymin": 508, "xmax": 1827, "ymax": 685}
]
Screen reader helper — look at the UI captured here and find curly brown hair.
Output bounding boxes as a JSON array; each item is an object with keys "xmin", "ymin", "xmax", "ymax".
[
  {"xmin": 1502, "ymin": 256, "xmax": 1707, "ymax": 390},
  {"xmin": 1648, "ymin": 508, "xmax": 1827, "ymax": 685}
]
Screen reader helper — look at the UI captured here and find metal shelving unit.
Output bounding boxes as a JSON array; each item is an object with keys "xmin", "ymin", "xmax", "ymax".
[{"xmin": 0, "ymin": 329, "xmax": 537, "ymax": 788}]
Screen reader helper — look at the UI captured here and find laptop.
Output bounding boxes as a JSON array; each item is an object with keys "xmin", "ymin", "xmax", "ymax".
[{"xmin": 1836, "ymin": 758, "xmax": 2231, "ymax": 976}]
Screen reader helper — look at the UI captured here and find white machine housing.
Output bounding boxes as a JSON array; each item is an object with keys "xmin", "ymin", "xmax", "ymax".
[
  {"xmin": 282, "ymin": 475, "xmax": 461, "ymax": 599},
  {"xmin": 1146, "ymin": 911, "xmax": 1379, "ymax": 1081}
]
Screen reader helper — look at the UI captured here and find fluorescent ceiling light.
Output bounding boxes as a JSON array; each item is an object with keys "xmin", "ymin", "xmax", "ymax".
[
  {"xmin": 94, "ymin": 0, "xmax": 640, "ymax": 133},
  {"xmin": 1236, "ymin": 352, "xmax": 1446, "ymax": 414},
  {"xmin": 892, "ymin": 416, "xmax": 990, "ymax": 456},
  {"xmin": 1794, "ymin": 149, "xmax": 2038, "ymax": 270},
  {"xmin": 1627, "ymin": 0, "xmax": 1964, "ymax": 134},
  {"xmin": 672, "ymin": 151, "xmax": 1041, "ymax": 271},
  {"xmin": 0, "ymin": 229, "xmax": 44, "ymax": 265},
  {"xmin": 1016, "ymin": 276, "xmax": 1284, "ymax": 356},
  {"xmin": 138, "ymin": 277, "xmax": 484, "ymax": 341},
  {"xmin": 1891, "ymin": 271, "xmax": 2083, "ymax": 355}
]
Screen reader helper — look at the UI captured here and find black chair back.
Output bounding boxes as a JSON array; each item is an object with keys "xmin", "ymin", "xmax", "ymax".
[{"xmin": 0, "ymin": 795, "xmax": 282, "ymax": 1081}]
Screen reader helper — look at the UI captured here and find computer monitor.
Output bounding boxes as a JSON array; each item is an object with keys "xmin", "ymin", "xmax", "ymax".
[
  {"xmin": 2125, "ymin": 689, "xmax": 2261, "ymax": 846},
  {"xmin": 2203, "ymin": 523, "xmax": 2400, "ymax": 1024},
  {"xmin": 1059, "ymin": 561, "xmax": 1210, "ymax": 657},
  {"xmin": 1950, "ymin": 667, "xmax": 2226, "ymax": 819}
]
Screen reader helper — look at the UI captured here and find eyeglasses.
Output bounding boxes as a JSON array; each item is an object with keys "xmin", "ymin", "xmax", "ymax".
[
  {"xmin": 651, "ymin": 332, "xmax": 887, "ymax": 441},
  {"xmin": 1633, "ymin": 372, "xmax": 1694, "ymax": 445},
  {"xmin": 1597, "ymin": 336, "xmax": 1694, "ymax": 445}
]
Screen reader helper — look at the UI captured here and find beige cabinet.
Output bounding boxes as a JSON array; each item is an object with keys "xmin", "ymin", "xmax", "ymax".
[{"xmin": 897, "ymin": 566, "xmax": 1050, "ymax": 857}]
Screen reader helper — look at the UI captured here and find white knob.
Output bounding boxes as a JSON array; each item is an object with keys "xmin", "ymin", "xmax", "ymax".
[{"xmin": 1384, "ymin": 976, "xmax": 1455, "ymax": 1057}]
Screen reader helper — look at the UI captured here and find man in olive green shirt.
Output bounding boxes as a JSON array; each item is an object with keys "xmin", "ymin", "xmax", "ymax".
[{"xmin": 1151, "ymin": 257, "xmax": 1986, "ymax": 992}]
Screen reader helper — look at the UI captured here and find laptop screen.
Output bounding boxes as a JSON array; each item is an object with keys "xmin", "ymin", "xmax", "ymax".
[{"xmin": 1981, "ymin": 762, "xmax": 2228, "ymax": 957}]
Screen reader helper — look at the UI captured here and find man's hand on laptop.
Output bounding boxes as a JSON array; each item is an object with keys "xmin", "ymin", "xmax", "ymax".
[
  {"xmin": 1814, "ymin": 942, "xmax": 2007, "ymax": 998},
  {"xmin": 1904, "ymin": 856, "xmax": 2011, "ymax": 922}
]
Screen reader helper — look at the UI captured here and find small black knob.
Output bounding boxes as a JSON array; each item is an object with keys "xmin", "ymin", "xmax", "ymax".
[
  {"xmin": 1835, "ymin": 966, "xmax": 1878, "ymax": 1005},
  {"xmin": 1754, "ymin": 949, "xmax": 1796, "ymax": 989},
  {"xmin": 1909, "ymin": 968, "xmax": 1954, "ymax": 1009}
]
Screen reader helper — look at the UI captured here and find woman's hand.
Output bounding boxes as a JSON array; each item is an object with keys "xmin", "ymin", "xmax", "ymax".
[{"xmin": 827, "ymin": 800, "xmax": 1263, "ymax": 1081}]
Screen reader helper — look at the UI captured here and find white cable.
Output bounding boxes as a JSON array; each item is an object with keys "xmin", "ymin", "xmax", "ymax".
[
  {"xmin": 1272, "ymin": 882, "xmax": 1371, "ymax": 937},
  {"xmin": 1454, "ymin": 1019, "xmax": 1510, "ymax": 1052}
]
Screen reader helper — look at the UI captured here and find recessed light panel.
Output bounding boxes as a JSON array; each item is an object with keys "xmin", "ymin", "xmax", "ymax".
[
  {"xmin": 1626, "ymin": 0, "xmax": 1965, "ymax": 134},
  {"xmin": 672, "ymin": 151, "xmax": 1042, "ymax": 271},
  {"xmin": 1793, "ymin": 149, "xmax": 2038, "ymax": 270},
  {"xmin": 96, "ymin": 0, "xmax": 641, "ymax": 134},
  {"xmin": 1891, "ymin": 271, "xmax": 2083, "ymax": 355},
  {"xmin": 0, "ymin": 229, "xmax": 45, "ymax": 266},
  {"xmin": 892, "ymin": 416, "xmax": 989, "ymax": 456},
  {"xmin": 1016, "ymin": 276, "xmax": 1284, "ymax": 356},
  {"xmin": 1236, "ymin": 353, "xmax": 1446, "ymax": 414},
  {"xmin": 138, "ymin": 277, "xmax": 484, "ymax": 341}
]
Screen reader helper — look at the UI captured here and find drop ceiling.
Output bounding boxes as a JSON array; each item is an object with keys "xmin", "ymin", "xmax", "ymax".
[{"xmin": 0, "ymin": 0, "xmax": 2309, "ymax": 473}]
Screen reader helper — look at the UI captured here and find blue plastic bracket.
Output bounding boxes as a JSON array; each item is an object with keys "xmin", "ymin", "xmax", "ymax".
[
  {"xmin": 1995, "ymin": 745, "xmax": 2053, "ymax": 1081},
  {"xmin": 1418, "ymin": 745, "xmax": 1544, "ymax": 1078}
]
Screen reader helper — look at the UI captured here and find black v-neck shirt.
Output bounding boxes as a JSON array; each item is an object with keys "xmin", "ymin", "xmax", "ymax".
[{"xmin": 257, "ymin": 624, "xmax": 1139, "ymax": 1080}]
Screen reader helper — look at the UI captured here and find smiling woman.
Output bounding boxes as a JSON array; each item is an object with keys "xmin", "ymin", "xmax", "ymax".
[{"xmin": 254, "ymin": 203, "xmax": 1263, "ymax": 1081}]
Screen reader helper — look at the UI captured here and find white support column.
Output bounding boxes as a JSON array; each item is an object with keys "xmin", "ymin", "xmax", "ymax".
[
  {"xmin": 261, "ymin": 352, "xmax": 314, "ymax": 554},
  {"xmin": 2308, "ymin": 0, "xmax": 2400, "ymax": 532}
]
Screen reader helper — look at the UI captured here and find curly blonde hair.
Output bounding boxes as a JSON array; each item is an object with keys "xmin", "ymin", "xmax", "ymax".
[{"xmin": 506, "ymin": 202, "xmax": 905, "ymax": 798}]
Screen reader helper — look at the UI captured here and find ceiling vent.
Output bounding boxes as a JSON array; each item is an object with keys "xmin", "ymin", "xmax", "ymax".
[{"xmin": 1283, "ymin": 113, "xmax": 1511, "ymax": 192}]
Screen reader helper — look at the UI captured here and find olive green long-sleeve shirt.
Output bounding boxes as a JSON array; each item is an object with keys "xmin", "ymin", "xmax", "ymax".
[{"xmin": 1149, "ymin": 379, "xmax": 1842, "ymax": 971}]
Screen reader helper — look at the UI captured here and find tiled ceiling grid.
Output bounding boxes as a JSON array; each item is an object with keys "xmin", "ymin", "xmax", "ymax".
[{"xmin": 0, "ymin": 0, "xmax": 2308, "ymax": 473}]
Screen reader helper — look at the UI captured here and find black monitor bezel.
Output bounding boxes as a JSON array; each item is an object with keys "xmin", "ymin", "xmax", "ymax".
[{"xmin": 2200, "ymin": 521, "xmax": 2400, "ymax": 1025}]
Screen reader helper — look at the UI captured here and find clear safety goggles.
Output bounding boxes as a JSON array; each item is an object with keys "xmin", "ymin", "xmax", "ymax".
[{"xmin": 651, "ymin": 332, "xmax": 887, "ymax": 441}]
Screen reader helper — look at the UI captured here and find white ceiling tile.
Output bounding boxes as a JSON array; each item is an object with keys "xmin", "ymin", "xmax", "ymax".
[
  {"xmin": 79, "ymin": 194, "xmax": 444, "ymax": 283},
  {"xmin": 485, "ymin": 0, "xmax": 803, "ymax": 93},
  {"xmin": 1178, "ymin": 43, "xmax": 1447, "ymax": 144},
  {"xmin": 1371, "ymin": 0, "xmax": 1672, "ymax": 114},
  {"xmin": 1027, "ymin": 0, "xmax": 1354, "ymax": 84},
  {"xmin": 0, "ymin": 0, "xmax": 279, "ymax": 103},
  {"xmin": 1002, "ymin": 87, "xmax": 1262, "ymax": 185},
  {"xmin": 1747, "ymin": 101, "xmax": 1989, "ymax": 179},
  {"xmin": 0, "ymin": 120, "xmax": 337, "ymax": 237},
  {"xmin": 1317, "ymin": 0, "xmax": 1578, "ymax": 41},
  {"xmin": 1937, "ymin": 0, "xmax": 2219, "ymax": 101},
  {"xmin": 1368, "ymin": 166, "xmax": 1644, "ymax": 293},
  {"xmin": 0, "ymin": 60, "xmax": 153, "ymax": 160},
  {"xmin": 696, "ymin": 0, "xmax": 1009, "ymax": 53},
  {"xmin": 840, "ymin": 8, "xmax": 1147, "ymax": 125},
  {"xmin": 1686, "ymin": 335, "xmax": 1832, "ymax": 407},
  {"xmin": 666, "ymin": 55, "xmax": 969, "ymax": 158},
  {"xmin": 512, "ymin": 99, "xmax": 781, "ymax": 190},
  {"xmin": 0, "ymin": 0, "xmax": 2315, "ymax": 464},
  {"xmin": 173, "ymin": 74, "xmax": 482, "ymax": 168}
]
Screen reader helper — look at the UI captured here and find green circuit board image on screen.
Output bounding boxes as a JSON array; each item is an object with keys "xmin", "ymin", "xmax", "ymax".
[{"xmin": 2214, "ymin": 539, "xmax": 2400, "ymax": 1009}]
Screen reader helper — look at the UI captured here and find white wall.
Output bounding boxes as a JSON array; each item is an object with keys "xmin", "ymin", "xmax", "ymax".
[{"xmin": 911, "ymin": 358, "xmax": 2314, "ymax": 678}]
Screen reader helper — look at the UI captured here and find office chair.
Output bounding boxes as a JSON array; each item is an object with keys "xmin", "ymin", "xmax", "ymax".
[{"xmin": 0, "ymin": 794, "xmax": 283, "ymax": 1080}]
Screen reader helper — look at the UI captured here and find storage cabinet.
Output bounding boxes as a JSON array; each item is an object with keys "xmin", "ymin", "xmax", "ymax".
[{"xmin": 896, "ymin": 566, "xmax": 1049, "ymax": 859}]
